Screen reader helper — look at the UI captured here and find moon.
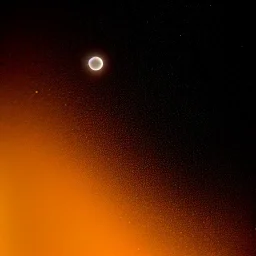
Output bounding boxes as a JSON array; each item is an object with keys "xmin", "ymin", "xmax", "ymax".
[{"xmin": 88, "ymin": 56, "xmax": 103, "ymax": 71}]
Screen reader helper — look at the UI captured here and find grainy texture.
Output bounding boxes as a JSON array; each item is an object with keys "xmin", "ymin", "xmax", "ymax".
[{"xmin": 0, "ymin": 3, "xmax": 255, "ymax": 256}]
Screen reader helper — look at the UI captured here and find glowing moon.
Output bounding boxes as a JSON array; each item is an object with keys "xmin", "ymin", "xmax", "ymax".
[{"xmin": 88, "ymin": 56, "xmax": 103, "ymax": 71}]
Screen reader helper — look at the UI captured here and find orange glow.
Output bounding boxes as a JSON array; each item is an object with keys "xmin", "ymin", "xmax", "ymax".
[
  {"xmin": 0, "ymin": 90, "xmax": 252, "ymax": 256},
  {"xmin": 0, "ymin": 117, "xmax": 150, "ymax": 255},
  {"xmin": 1, "ymin": 101, "xmax": 248, "ymax": 256}
]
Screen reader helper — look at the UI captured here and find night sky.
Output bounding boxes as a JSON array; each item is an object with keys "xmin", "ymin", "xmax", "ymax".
[{"xmin": 0, "ymin": 3, "xmax": 255, "ymax": 256}]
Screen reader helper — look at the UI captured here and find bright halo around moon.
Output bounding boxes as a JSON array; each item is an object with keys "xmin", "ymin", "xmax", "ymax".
[{"xmin": 88, "ymin": 56, "xmax": 103, "ymax": 71}]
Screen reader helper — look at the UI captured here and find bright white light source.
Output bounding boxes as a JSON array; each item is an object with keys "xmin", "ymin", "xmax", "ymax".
[{"xmin": 88, "ymin": 56, "xmax": 103, "ymax": 71}]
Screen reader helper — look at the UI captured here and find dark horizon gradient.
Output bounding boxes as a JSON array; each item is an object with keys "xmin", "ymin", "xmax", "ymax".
[{"xmin": 1, "ymin": 5, "xmax": 255, "ymax": 256}]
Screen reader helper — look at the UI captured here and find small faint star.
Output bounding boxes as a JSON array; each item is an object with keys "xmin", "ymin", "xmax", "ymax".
[{"xmin": 35, "ymin": 90, "xmax": 39, "ymax": 94}]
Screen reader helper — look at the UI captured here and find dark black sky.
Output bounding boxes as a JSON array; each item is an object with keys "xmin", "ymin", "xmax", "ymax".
[{"xmin": 1, "ymin": 3, "xmax": 255, "ymax": 254}]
